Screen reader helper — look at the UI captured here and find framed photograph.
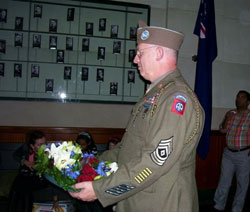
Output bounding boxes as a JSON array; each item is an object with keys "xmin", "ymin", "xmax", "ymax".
[
  {"xmin": 128, "ymin": 49, "xmax": 136, "ymax": 62},
  {"xmin": 15, "ymin": 33, "xmax": 23, "ymax": 47},
  {"xmin": 110, "ymin": 82, "xmax": 118, "ymax": 95},
  {"xmin": 33, "ymin": 34, "xmax": 41, "ymax": 48},
  {"xmin": 0, "ymin": 40, "xmax": 6, "ymax": 54},
  {"xmin": 81, "ymin": 67, "xmax": 89, "ymax": 81},
  {"xmin": 49, "ymin": 36, "xmax": 57, "ymax": 50},
  {"xmin": 130, "ymin": 27, "xmax": 137, "ymax": 40},
  {"xmin": 96, "ymin": 68, "xmax": 104, "ymax": 82},
  {"xmin": 97, "ymin": 47, "xmax": 105, "ymax": 60},
  {"xmin": 82, "ymin": 38, "xmax": 89, "ymax": 52},
  {"xmin": 34, "ymin": 4, "xmax": 42, "ymax": 18},
  {"xmin": 0, "ymin": 9, "xmax": 7, "ymax": 23},
  {"xmin": 49, "ymin": 19, "xmax": 57, "ymax": 33},
  {"xmin": 31, "ymin": 64, "xmax": 40, "ymax": 78},
  {"xmin": 14, "ymin": 63, "xmax": 22, "ymax": 78},
  {"xmin": 66, "ymin": 37, "xmax": 73, "ymax": 51},
  {"xmin": 86, "ymin": 22, "xmax": 93, "ymax": 36},
  {"xmin": 99, "ymin": 18, "xmax": 106, "ymax": 31},
  {"xmin": 67, "ymin": 8, "xmax": 75, "ymax": 21},
  {"xmin": 0, "ymin": 63, "xmax": 4, "ymax": 77},
  {"xmin": 110, "ymin": 25, "xmax": 119, "ymax": 38},
  {"xmin": 45, "ymin": 79, "xmax": 54, "ymax": 92},
  {"xmin": 57, "ymin": 50, "xmax": 64, "ymax": 63},
  {"xmin": 128, "ymin": 70, "xmax": 135, "ymax": 83},
  {"xmin": 15, "ymin": 17, "xmax": 23, "ymax": 30},
  {"xmin": 113, "ymin": 41, "xmax": 121, "ymax": 54},
  {"xmin": 64, "ymin": 66, "xmax": 72, "ymax": 80}
]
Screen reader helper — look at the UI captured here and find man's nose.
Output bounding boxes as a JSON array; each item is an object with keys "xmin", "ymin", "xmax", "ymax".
[{"xmin": 133, "ymin": 54, "xmax": 139, "ymax": 64}]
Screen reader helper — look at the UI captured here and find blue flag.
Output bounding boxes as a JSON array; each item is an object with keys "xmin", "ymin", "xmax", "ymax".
[{"xmin": 194, "ymin": 0, "xmax": 217, "ymax": 159}]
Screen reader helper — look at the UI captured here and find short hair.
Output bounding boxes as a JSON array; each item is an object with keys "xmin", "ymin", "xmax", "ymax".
[
  {"xmin": 27, "ymin": 130, "xmax": 45, "ymax": 145},
  {"xmin": 238, "ymin": 90, "xmax": 250, "ymax": 101}
]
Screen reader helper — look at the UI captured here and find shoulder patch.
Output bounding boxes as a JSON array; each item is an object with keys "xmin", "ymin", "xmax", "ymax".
[
  {"xmin": 171, "ymin": 94, "xmax": 187, "ymax": 116},
  {"xmin": 150, "ymin": 137, "xmax": 173, "ymax": 166}
]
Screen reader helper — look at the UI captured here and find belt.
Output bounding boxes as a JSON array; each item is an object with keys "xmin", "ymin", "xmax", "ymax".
[{"xmin": 227, "ymin": 146, "xmax": 250, "ymax": 152}]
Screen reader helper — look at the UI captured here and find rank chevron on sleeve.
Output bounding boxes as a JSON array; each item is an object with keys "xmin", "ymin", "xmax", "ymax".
[{"xmin": 150, "ymin": 137, "xmax": 173, "ymax": 166}]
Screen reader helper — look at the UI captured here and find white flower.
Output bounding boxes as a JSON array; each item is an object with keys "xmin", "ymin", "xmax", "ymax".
[
  {"xmin": 109, "ymin": 162, "xmax": 118, "ymax": 173},
  {"xmin": 45, "ymin": 141, "xmax": 81, "ymax": 171}
]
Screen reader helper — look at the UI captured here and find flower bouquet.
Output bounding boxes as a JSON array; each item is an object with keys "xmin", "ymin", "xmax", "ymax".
[{"xmin": 34, "ymin": 141, "xmax": 118, "ymax": 191}]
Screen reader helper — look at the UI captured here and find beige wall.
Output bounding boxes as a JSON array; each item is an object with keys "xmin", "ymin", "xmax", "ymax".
[
  {"xmin": 0, "ymin": 100, "xmax": 133, "ymax": 128},
  {"xmin": 0, "ymin": 0, "xmax": 249, "ymax": 129}
]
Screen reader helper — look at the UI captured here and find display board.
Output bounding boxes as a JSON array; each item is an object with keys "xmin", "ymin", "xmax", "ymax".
[{"xmin": 0, "ymin": 0, "xmax": 150, "ymax": 103}]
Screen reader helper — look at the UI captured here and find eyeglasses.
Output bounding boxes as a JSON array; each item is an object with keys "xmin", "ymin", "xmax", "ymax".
[{"xmin": 136, "ymin": 45, "xmax": 157, "ymax": 58}]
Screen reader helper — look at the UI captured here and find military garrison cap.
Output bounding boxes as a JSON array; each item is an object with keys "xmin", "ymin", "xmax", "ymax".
[{"xmin": 137, "ymin": 21, "xmax": 184, "ymax": 51}]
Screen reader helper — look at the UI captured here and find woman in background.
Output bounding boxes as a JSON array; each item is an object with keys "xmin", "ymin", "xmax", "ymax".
[{"xmin": 9, "ymin": 130, "xmax": 47, "ymax": 212}]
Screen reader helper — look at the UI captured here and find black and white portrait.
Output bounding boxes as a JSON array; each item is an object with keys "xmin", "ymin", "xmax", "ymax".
[
  {"xmin": 130, "ymin": 27, "xmax": 137, "ymax": 40},
  {"xmin": 0, "ymin": 9, "xmax": 7, "ymax": 23},
  {"xmin": 49, "ymin": 19, "xmax": 57, "ymax": 33},
  {"xmin": 86, "ymin": 22, "xmax": 93, "ymax": 36},
  {"xmin": 99, "ymin": 18, "xmax": 106, "ymax": 31},
  {"xmin": 33, "ymin": 34, "xmax": 41, "ymax": 48},
  {"xmin": 67, "ymin": 8, "xmax": 75, "ymax": 21},
  {"xmin": 14, "ymin": 63, "xmax": 22, "ymax": 78},
  {"xmin": 34, "ymin": 5, "xmax": 42, "ymax": 18},
  {"xmin": 81, "ymin": 67, "xmax": 89, "ymax": 81},
  {"xmin": 57, "ymin": 50, "xmax": 64, "ymax": 63},
  {"xmin": 0, "ymin": 40, "xmax": 6, "ymax": 54},
  {"xmin": 128, "ymin": 70, "xmax": 135, "ymax": 83},
  {"xmin": 49, "ymin": 36, "xmax": 57, "ymax": 50},
  {"xmin": 66, "ymin": 37, "xmax": 73, "ymax": 51},
  {"xmin": 128, "ymin": 49, "xmax": 136, "ymax": 62},
  {"xmin": 45, "ymin": 79, "xmax": 54, "ymax": 92},
  {"xmin": 110, "ymin": 82, "xmax": 118, "ymax": 95},
  {"xmin": 97, "ymin": 47, "xmax": 105, "ymax": 60},
  {"xmin": 64, "ymin": 66, "xmax": 72, "ymax": 80},
  {"xmin": 82, "ymin": 38, "xmax": 89, "ymax": 52},
  {"xmin": 110, "ymin": 25, "xmax": 119, "ymax": 38},
  {"xmin": 15, "ymin": 17, "xmax": 23, "ymax": 30},
  {"xmin": 96, "ymin": 68, "xmax": 104, "ymax": 82},
  {"xmin": 0, "ymin": 63, "xmax": 4, "ymax": 77},
  {"xmin": 15, "ymin": 33, "xmax": 23, "ymax": 47},
  {"xmin": 31, "ymin": 64, "xmax": 40, "ymax": 78},
  {"xmin": 113, "ymin": 41, "xmax": 121, "ymax": 54}
]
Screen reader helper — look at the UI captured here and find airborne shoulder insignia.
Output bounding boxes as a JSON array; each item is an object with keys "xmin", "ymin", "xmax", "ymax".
[{"xmin": 171, "ymin": 94, "xmax": 187, "ymax": 116}]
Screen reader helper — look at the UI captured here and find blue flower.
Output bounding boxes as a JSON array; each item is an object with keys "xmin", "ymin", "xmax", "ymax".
[
  {"xmin": 96, "ymin": 161, "xmax": 107, "ymax": 176},
  {"xmin": 70, "ymin": 151, "xmax": 76, "ymax": 158}
]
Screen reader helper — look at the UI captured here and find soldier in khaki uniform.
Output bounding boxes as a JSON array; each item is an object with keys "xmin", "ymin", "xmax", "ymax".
[{"xmin": 70, "ymin": 21, "xmax": 205, "ymax": 212}]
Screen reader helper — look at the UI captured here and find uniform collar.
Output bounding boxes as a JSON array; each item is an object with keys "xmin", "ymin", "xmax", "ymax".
[{"xmin": 146, "ymin": 69, "xmax": 180, "ymax": 94}]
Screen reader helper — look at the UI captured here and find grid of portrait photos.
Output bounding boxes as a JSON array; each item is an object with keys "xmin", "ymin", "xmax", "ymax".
[{"xmin": 0, "ymin": 2, "xmax": 147, "ymax": 101}]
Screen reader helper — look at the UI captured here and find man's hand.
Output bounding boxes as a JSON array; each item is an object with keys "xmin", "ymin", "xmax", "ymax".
[
  {"xmin": 220, "ymin": 110, "xmax": 236, "ymax": 133},
  {"xmin": 69, "ymin": 181, "xmax": 97, "ymax": 202},
  {"xmin": 22, "ymin": 159, "xmax": 34, "ymax": 171}
]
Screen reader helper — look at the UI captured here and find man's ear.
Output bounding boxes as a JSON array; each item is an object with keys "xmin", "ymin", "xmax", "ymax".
[{"xmin": 155, "ymin": 46, "xmax": 164, "ymax": 61}]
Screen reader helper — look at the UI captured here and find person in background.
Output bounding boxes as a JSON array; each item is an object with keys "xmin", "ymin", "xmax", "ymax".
[
  {"xmin": 213, "ymin": 90, "xmax": 250, "ymax": 212},
  {"xmin": 9, "ymin": 130, "xmax": 47, "ymax": 212},
  {"xmin": 107, "ymin": 137, "xmax": 121, "ymax": 151},
  {"xmin": 74, "ymin": 131, "xmax": 103, "ymax": 212},
  {"xmin": 69, "ymin": 20, "xmax": 205, "ymax": 212},
  {"xmin": 76, "ymin": 131, "xmax": 98, "ymax": 156},
  {"xmin": 103, "ymin": 137, "xmax": 121, "ymax": 212}
]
